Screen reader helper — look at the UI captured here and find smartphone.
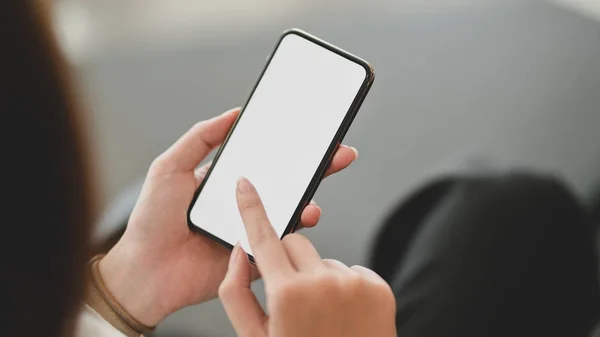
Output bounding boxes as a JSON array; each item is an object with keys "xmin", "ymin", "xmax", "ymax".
[{"xmin": 187, "ymin": 28, "xmax": 374, "ymax": 259}]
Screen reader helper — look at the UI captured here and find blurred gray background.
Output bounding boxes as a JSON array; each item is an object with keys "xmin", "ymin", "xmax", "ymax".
[{"xmin": 54, "ymin": 0, "xmax": 600, "ymax": 335}]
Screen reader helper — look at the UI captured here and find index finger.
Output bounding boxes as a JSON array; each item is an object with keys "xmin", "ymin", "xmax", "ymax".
[{"xmin": 236, "ymin": 177, "xmax": 293, "ymax": 279}]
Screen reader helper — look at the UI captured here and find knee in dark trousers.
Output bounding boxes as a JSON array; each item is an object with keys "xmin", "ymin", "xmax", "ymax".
[{"xmin": 372, "ymin": 173, "xmax": 600, "ymax": 337}]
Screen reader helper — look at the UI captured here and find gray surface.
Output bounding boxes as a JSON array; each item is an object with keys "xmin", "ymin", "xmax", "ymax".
[{"xmin": 81, "ymin": 1, "xmax": 600, "ymax": 335}]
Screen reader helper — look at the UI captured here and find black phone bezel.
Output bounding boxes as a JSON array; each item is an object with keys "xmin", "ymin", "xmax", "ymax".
[{"xmin": 186, "ymin": 28, "xmax": 375, "ymax": 263}]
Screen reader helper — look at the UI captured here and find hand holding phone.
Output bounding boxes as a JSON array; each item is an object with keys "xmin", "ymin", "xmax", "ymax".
[
  {"xmin": 188, "ymin": 29, "xmax": 374, "ymax": 259},
  {"xmin": 98, "ymin": 28, "xmax": 371, "ymax": 326},
  {"xmin": 219, "ymin": 177, "xmax": 397, "ymax": 337},
  {"xmin": 98, "ymin": 109, "xmax": 357, "ymax": 326}
]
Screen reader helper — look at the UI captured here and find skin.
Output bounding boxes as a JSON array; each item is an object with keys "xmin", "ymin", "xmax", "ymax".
[
  {"xmin": 219, "ymin": 177, "xmax": 397, "ymax": 337},
  {"xmin": 100, "ymin": 108, "xmax": 360, "ymax": 326}
]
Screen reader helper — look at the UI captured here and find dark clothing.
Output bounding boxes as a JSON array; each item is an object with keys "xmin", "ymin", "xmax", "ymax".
[{"xmin": 370, "ymin": 174, "xmax": 600, "ymax": 337}]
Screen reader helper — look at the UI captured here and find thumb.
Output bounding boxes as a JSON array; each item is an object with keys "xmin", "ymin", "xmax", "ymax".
[
  {"xmin": 156, "ymin": 108, "xmax": 239, "ymax": 173},
  {"xmin": 219, "ymin": 244, "xmax": 267, "ymax": 337}
]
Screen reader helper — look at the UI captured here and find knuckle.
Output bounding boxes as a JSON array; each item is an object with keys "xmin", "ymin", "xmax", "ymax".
[
  {"xmin": 190, "ymin": 120, "xmax": 209, "ymax": 133},
  {"xmin": 252, "ymin": 227, "xmax": 270, "ymax": 245},
  {"xmin": 190, "ymin": 121, "xmax": 219, "ymax": 147},
  {"xmin": 347, "ymin": 272, "xmax": 364, "ymax": 287},
  {"xmin": 312, "ymin": 273, "xmax": 353, "ymax": 306},
  {"xmin": 317, "ymin": 273, "xmax": 343, "ymax": 293},
  {"xmin": 282, "ymin": 233, "xmax": 309, "ymax": 249},
  {"xmin": 268, "ymin": 281, "xmax": 301, "ymax": 309},
  {"xmin": 378, "ymin": 281, "xmax": 396, "ymax": 300},
  {"xmin": 341, "ymin": 274, "xmax": 364, "ymax": 297},
  {"xmin": 148, "ymin": 152, "xmax": 180, "ymax": 175},
  {"xmin": 240, "ymin": 198, "xmax": 262, "ymax": 211},
  {"xmin": 370, "ymin": 281, "xmax": 396, "ymax": 311},
  {"xmin": 149, "ymin": 155, "xmax": 168, "ymax": 173},
  {"xmin": 218, "ymin": 280, "xmax": 234, "ymax": 299}
]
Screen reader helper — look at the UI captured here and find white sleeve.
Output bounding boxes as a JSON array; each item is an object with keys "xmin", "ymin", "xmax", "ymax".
[{"xmin": 75, "ymin": 304, "xmax": 136, "ymax": 337}]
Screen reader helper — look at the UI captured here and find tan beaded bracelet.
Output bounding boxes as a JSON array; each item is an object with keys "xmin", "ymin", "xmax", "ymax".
[{"xmin": 85, "ymin": 255, "xmax": 155, "ymax": 337}]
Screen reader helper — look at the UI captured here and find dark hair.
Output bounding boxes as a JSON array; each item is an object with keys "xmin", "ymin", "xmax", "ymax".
[{"xmin": 1, "ymin": 2, "xmax": 94, "ymax": 336}]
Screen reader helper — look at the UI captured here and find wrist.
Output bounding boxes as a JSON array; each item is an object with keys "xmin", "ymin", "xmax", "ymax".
[{"xmin": 99, "ymin": 242, "xmax": 169, "ymax": 327}]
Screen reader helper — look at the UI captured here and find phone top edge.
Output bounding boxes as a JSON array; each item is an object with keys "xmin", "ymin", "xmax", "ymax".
[{"xmin": 281, "ymin": 28, "xmax": 374, "ymax": 82}]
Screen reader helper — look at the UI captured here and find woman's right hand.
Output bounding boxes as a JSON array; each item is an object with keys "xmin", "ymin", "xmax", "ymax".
[{"xmin": 219, "ymin": 177, "xmax": 397, "ymax": 337}]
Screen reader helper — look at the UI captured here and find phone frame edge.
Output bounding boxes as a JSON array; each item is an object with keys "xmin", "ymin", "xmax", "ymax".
[{"xmin": 186, "ymin": 28, "xmax": 375, "ymax": 264}]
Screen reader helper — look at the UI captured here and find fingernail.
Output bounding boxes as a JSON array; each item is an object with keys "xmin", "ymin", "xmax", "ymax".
[
  {"xmin": 236, "ymin": 177, "xmax": 253, "ymax": 194},
  {"xmin": 349, "ymin": 146, "xmax": 359, "ymax": 160}
]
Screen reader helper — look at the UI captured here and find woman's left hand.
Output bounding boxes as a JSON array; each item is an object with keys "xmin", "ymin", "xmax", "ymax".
[{"xmin": 99, "ymin": 107, "xmax": 358, "ymax": 326}]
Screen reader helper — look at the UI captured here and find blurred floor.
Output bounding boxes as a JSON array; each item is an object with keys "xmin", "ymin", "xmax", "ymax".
[{"xmin": 56, "ymin": 0, "xmax": 600, "ymax": 335}]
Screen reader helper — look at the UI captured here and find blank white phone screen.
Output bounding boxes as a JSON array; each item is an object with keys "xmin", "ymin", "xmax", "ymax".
[{"xmin": 189, "ymin": 33, "xmax": 367, "ymax": 256}]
